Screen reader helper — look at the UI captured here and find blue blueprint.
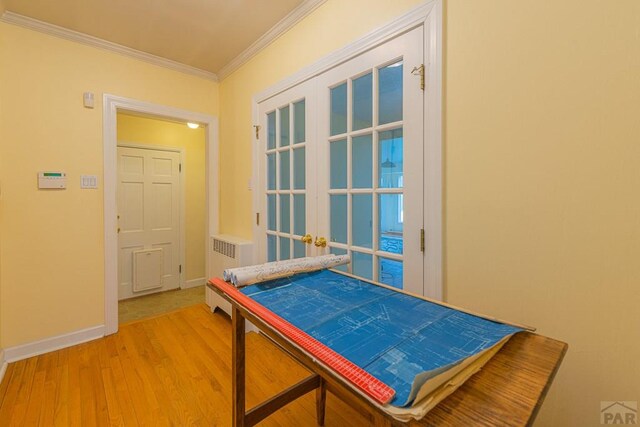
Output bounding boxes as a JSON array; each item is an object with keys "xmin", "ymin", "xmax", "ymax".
[{"xmin": 241, "ymin": 270, "xmax": 521, "ymax": 407}]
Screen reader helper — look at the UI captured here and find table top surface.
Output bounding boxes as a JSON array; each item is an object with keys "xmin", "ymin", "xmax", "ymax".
[
  {"xmin": 208, "ymin": 271, "xmax": 568, "ymax": 426},
  {"xmin": 417, "ymin": 331, "xmax": 567, "ymax": 426}
]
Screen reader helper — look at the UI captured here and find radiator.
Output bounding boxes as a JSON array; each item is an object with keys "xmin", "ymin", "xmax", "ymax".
[{"xmin": 206, "ymin": 234, "xmax": 254, "ymax": 316}]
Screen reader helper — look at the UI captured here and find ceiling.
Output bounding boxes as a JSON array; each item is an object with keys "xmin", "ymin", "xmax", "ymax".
[{"xmin": 1, "ymin": 0, "xmax": 313, "ymax": 77}]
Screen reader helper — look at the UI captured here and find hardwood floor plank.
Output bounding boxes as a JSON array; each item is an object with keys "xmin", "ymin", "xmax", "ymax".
[
  {"xmin": 0, "ymin": 363, "xmax": 16, "ymax": 409},
  {"xmin": 10, "ymin": 357, "xmax": 39, "ymax": 426},
  {"xmin": 145, "ymin": 316, "xmax": 213, "ymax": 423},
  {"xmin": 53, "ymin": 354, "xmax": 70, "ymax": 426},
  {"xmin": 34, "ymin": 351, "xmax": 57, "ymax": 426},
  {"xmin": 117, "ymin": 324, "xmax": 165, "ymax": 425},
  {"xmin": 68, "ymin": 343, "xmax": 84, "ymax": 427},
  {"xmin": 24, "ymin": 368, "xmax": 46, "ymax": 426}
]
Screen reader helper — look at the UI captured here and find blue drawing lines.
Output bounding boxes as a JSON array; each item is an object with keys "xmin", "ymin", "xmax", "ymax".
[{"xmin": 241, "ymin": 269, "xmax": 521, "ymax": 407}]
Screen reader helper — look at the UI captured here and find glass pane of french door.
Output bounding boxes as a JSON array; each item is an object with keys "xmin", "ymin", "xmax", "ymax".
[{"xmin": 319, "ymin": 27, "xmax": 424, "ymax": 294}]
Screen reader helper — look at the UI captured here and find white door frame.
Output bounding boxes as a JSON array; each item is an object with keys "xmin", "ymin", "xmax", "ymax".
[
  {"xmin": 251, "ymin": 0, "xmax": 442, "ymax": 299},
  {"xmin": 104, "ymin": 95, "xmax": 219, "ymax": 335},
  {"xmin": 117, "ymin": 142, "xmax": 187, "ymax": 296}
]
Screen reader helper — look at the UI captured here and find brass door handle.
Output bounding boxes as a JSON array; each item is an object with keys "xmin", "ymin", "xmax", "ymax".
[
  {"xmin": 314, "ymin": 236, "xmax": 327, "ymax": 248},
  {"xmin": 301, "ymin": 234, "xmax": 313, "ymax": 244}
]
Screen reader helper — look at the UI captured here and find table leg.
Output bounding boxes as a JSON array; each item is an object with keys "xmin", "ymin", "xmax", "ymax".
[
  {"xmin": 232, "ymin": 307, "xmax": 246, "ymax": 427},
  {"xmin": 316, "ymin": 377, "xmax": 326, "ymax": 426}
]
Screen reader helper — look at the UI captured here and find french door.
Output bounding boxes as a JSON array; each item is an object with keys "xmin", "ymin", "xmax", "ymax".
[
  {"xmin": 257, "ymin": 27, "xmax": 425, "ymax": 295},
  {"xmin": 258, "ymin": 80, "xmax": 319, "ymax": 263}
]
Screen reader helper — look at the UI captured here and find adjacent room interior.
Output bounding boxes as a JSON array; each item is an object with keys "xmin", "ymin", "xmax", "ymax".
[
  {"xmin": 0, "ymin": 0, "xmax": 638, "ymax": 426},
  {"xmin": 116, "ymin": 113, "xmax": 207, "ymax": 323}
]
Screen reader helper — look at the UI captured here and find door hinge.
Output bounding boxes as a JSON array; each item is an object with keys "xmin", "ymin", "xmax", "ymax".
[
  {"xmin": 253, "ymin": 125, "xmax": 261, "ymax": 140},
  {"xmin": 420, "ymin": 228, "xmax": 425, "ymax": 252},
  {"xmin": 179, "ymin": 163, "xmax": 182, "ymax": 172},
  {"xmin": 256, "ymin": 212, "xmax": 260, "ymax": 225},
  {"xmin": 411, "ymin": 64, "xmax": 425, "ymax": 91},
  {"xmin": 179, "ymin": 264, "xmax": 182, "ymax": 274}
]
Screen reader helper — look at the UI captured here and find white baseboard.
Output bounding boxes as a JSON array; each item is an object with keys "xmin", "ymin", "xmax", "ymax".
[
  {"xmin": 182, "ymin": 277, "xmax": 206, "ymax": 289},
  {"xmin": 0, "ymin": 349, "xmax": 6, "ymax": 384},
  {"xmin": 3, "ymin": 325, "xmax": 105, "ymax": 363}
]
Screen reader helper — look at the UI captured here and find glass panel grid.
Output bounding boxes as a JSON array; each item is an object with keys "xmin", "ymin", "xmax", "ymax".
[
  {"xmin": 267, "ymin": 111, "xmax": 276, "ymax": 150},
  {"xmin": 294, "ymin": 100, "xmax": 306, "ymax": 144},
  {"xmin": 352, "ymin": 72, "xmax": 373, "ymax": 131},
  {"xmin": 330, "ymin": 83, "xmax": 348, "ymax": 136},
  {"xmin": 265, "ymin": 99, "xmax": 307, "ymax": 264},
  {"xmin": 279, "ymin": 106, "xmax": 290, "ymax": 147},
  {"xmin": 378, "ymin": 61, "xmax": 403, "ymax": 125},
  {"xmin": 327, "ymin": 66, "xmax": 405, "ymax": 288},
  {"xmin": 352, "ymin": 134, "xmax": 373, "ymax": 188},
  {"xmin": 293, "ymin": 147, "xmax": 306, "ymax": 190},
  {"xmin": 279, "ymin": 150, "xmax": 290, "ymax": 190}
]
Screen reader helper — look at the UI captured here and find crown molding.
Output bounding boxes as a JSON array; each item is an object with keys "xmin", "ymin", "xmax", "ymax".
[
  {"xmin": 0, "ymin": 11, "xmax": 218, "ymax": 82},
  {"xmin": 217, "ymin": 0, "xmax": 327, "ymax": 80}
]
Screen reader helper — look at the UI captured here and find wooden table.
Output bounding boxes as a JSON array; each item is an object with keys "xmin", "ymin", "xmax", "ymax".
[{"xmin": 208, "ymin": 281, "xmax": 567, "ymax": 427}]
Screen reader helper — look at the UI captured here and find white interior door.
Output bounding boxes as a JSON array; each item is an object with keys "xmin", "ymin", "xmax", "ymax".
[
  {"xmin": 256, "ymin": 27, "xmax": 425, "ymax": 295},
  {"xmin": 316, "ymin": 27, "xmax": 424, "ymax": 295},
  {"xmin": 117, "ymin": 146, "xmax": 181, "ymax": 300}
]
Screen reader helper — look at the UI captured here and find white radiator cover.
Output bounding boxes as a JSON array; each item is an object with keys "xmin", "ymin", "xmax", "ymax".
[{"xmin": 206, "ymin": 234, "xmax": 254, "ymax": 316}]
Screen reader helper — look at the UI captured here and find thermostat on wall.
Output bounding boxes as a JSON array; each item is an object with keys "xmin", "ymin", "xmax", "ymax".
[{"xmin": 38, "ymin": 171, "xmax": 66, "ymax": 189}]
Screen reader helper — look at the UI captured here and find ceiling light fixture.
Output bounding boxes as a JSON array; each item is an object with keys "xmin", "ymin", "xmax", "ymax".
[{"xmin": 187, "ymin": 122, "xmax": 199, "ymax": 129}]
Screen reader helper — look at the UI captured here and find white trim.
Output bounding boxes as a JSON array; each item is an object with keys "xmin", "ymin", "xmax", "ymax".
[
  {"xmin": 423, "ymin": 1, "xmax": 444, "ymax": 301},
  {"xmin": 0, "ymin": 11, "xmax": 218, "ymax": 81},
  {"xmin": 117, "ymin": 142, "xmax": 187, "ymax": 290},
  {"xmin": 183, "ymin": 277, "xmax": 206, "ymax": 289},
  {"xmin": 104, "ymin": 94, "xmax": 219, "ymax": 335},
  {"xmin": 253, "ymin": 1, "xmax": 437, "ymax": 104},
  {"xmin": 3, "ymin": 326, "xmax": 104, "ymax": 363},
  {"xmin": 0, "ymin": 349, "xmax": 6, "ymax": 384},
  {"xmin": 251, "ymin": 0, "xmax": 443, "ymax": 300},
  {"xmin": 218, "ymin": 0, "xmax": 327, "ymax": 80}
]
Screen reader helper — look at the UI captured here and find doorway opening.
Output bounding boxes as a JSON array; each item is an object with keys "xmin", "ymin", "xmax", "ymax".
[
  {"xmin": 103, "ymin": 95, "xmax": 219, "ymax": 334},
  {"xmin": 116, "ymin": 113, "xmax": 207, "ymax": 323}
]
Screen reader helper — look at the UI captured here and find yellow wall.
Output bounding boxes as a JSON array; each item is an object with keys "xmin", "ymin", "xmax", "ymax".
[
  {"xmin": 0, "ymin": 22, "xmax": 218, "ymax": 348},
  {"xmin": 116, "ymin": 113, "xmax": 206, "ymax": 282},
  {"xmin": 219, "ymin": 1, "xmax": 640, "ymax": 426},
  {"xmin": 445, "ymin": 1, "xmax": 640, "ymax": 425}
]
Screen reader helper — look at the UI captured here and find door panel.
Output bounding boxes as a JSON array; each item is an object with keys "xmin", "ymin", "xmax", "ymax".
[
  {"xmin": 117, "ymin": 146, "xmax": 181, "ymax": 300},
  {"xmin": 258, "ymin": 80, "xmax": 317, "ymax": 263},
  {"xmin": 317, "ymin": 27, "xmax": 424, "ymax": 295}
]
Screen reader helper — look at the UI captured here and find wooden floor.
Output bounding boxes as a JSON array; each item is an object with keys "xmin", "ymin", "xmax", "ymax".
[{"xmin": 0, "ymin": 304, "xmax": 370, "ymax": 426}]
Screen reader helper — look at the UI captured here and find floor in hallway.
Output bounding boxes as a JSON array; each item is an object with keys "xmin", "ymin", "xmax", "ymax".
[{"xmin": 118, "ymin": 285, "xmax": 206, "ymax": 324}]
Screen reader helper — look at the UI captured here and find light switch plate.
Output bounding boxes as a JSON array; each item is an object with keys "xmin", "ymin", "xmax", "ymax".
[{"xmin": 81, "ymin": 175, "xmax": 98, "ymax": 189}]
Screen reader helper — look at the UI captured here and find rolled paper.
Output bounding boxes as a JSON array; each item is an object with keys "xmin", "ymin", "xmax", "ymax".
[{"xmin": 223, "ymin": 254, "xmax": 350, "ymax": 287}]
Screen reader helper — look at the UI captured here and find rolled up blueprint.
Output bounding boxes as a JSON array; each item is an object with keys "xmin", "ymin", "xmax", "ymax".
[{"xmin": 223, "ymin": 254, "xmax": 350, "ymax": 287}]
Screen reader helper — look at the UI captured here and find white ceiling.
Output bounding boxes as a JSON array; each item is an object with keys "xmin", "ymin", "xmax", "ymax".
[{"xmin": 2, "ymin": 0, "xmax": 315, "ymax": 77}]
